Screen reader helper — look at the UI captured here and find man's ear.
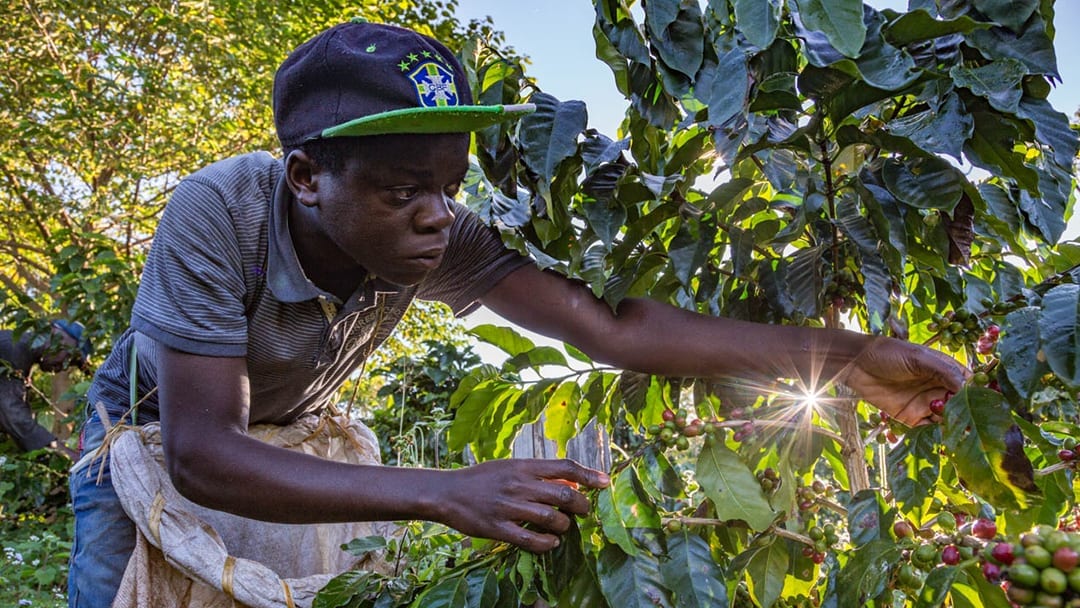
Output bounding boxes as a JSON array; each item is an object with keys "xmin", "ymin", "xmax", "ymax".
[{"xmin": 284, "ymin": 149, "xmax": 320, "ymax": 208}]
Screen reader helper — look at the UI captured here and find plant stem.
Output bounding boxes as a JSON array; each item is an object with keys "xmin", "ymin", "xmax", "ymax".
[
  {"xmin": 1036, "ymin": 461, "xmax": 1073, "ymax": 476},
  {"xmin": 716, "ymin": 418, "xmax": 843, "ymax": 443},
  {"xmin": 664, "ymin": 517, "xmax": 817, "ymax": 547},
  {"xmin": 814, "ymin": 496, "xmax": 849, "ymax": 516}
]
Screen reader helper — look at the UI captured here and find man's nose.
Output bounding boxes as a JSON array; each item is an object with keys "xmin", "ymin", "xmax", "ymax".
[{"xmin": 415, "ymin": 194, "xmax": 455, "ymax": 232}]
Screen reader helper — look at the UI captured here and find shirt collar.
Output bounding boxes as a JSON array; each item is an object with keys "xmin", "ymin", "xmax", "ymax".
[{"xmin": 267, "ymin": 170, "xmax": 336, "ymax": 303}]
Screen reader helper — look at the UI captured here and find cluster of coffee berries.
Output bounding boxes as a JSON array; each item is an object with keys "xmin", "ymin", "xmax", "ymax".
[
  {"xmin": 757, "ymin": 467, "xmax": 781, "ymax": 495},
  {"xmin": 928, "ymin": 309, "xmax": 984, "ymax": 352},
  {"xmin": 825, "ymin": 268, "xmax": 861, "ymax": 313},
  {"xmin": 732, "ymin": 420, "xmax": 755, "ymax": 442},
  {"xmin": 867, "ymin": 410, "xmax": 901, "ymax": 443},
  {"xmin": 987, "ymin": 525, "xmax": 1080, "ymax": 606},
  {"xmin": 889, "ymin": 512, "xmax": 976, "ymax": 593},
  {"xmin": 1057, "ymin": 438, "xmax": 1079, "ymax": 469},
  {"xmin": 796, "ymin": 480, "xmax": 833, "ymax": 513},
  {"xmin": 646, "ymin": 408, "xmax": 717, "ymax": 450},
  {"xmin": 801, "ymin": 521, "xmax": 840, "ymax": 565},
  {"xmin": 981, "ymin": 296, "xmax": 1026, "ymax": 316},
  {"xmin": 976, "ymin": 323, "xmax": 1002, "ymax": 355}
]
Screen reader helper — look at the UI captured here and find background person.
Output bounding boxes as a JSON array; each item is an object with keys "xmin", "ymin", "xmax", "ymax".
[{"xmin": 0, "ymin": 320, "xmax": 90, "ymax": 459}]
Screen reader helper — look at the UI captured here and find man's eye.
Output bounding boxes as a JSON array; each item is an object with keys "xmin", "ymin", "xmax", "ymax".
[{"xmin": 388, "ymin": 187, "xmax": 418, "ymax": 201}]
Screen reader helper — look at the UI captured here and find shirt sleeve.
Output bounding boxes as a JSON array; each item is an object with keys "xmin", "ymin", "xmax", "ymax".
[
  {"xmin": 415, "ymin": 204, "xmax": 531, "ymax": 315},
  {"xmin": 131, "ymin": 177, "xmax": 250, "ymax": 357}
]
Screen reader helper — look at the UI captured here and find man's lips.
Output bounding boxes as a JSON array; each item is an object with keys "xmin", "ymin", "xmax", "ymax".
[{"xmin": 408, "ymin": 249, "xmax": 445, "ymax": 269}]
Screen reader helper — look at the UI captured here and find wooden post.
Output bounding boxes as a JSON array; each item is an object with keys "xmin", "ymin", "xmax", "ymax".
[{"xmin": 511, "ymin": 417, "xmax": 611, "ymax": 472}]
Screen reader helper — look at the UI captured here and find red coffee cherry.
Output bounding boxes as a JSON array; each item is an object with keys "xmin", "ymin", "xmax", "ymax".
[
  {"xmin": 929, "ymin": 398, "xmax": 946, "ymax": 416},
  {"xmin": 972, "ymin": 518, "xmax": 997, "ymax": 540}
]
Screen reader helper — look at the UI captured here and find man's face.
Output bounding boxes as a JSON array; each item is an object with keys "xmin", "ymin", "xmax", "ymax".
[{"xmin": 302, "ymin": 133, "xmax": 470, "ymax": 287}]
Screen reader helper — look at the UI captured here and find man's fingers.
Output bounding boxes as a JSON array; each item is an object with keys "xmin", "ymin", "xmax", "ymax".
[
  {"xmin": 515, "ymin": 500, "xmax": 574, "ymax": 534},
  {"xmin": 495, "ymin": 522, "xmax": 563, "ymax": 554},
  {"xmin": 535, "ymin": 458, "xmax": 610, "ymax": 490},
  {"xmin": 537, "ymin": 480, "xmax": 591, "ymax": 516}
]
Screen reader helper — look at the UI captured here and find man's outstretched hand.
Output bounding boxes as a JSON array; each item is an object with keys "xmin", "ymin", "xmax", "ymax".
[{"xmin": 839, "ymin": 337, "xmax": 970, "ymax": 427}]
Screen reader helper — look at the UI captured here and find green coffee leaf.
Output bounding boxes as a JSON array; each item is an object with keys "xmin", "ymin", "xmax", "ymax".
[
  {"xmin": 519, "ymin": 92, "xmax": 588, "ymax": 186},
  {"xmin": 733, "ymin": 0, "xmax": 781, "ymax": 49},
  {"xmin": 696, "ymin": 436, "xmax": 776, "ymax": 530},
  {"xmin": 645, "ymin": 0, "xmax": 704, "ymax": 80},
  {"xmin": 999, "ymin": 307, "xmax": 1047, "ymax": 400},
  {"xmin": 1038, "ymin": 284, "xmax": 1080, "ymax": 388},
  {"xmin": 794, "ymin": 0, "xmax": 867, "ymax": 58},
  {"xmin": 913, "ymin": 564, "xmax": 960, "ymax": 607},
  {"xmin": 412, "ymin": 574, "xmax": 469, "ymax": 608},
  {"xmin": 836, "ymin": 539, "xmax": 900, "ymax": 605},
  {"xmin": 543, "ymin": 381, "xmax": 583, "ymax": 457},
  {"xmin": 882, "ymin": 156, "xmax": 963, "ymax": 212},
  {"xmin": 597, "ymin": 544, "xmax": 674, "ymax": 608},
  {"xmin": 950, "ymin": 58, "xmax": 1026, "ymax": 114},
  {"xmin": 660, "ymin": 530, "xmax": 729, "ymax": 608},
  {"xmin": 745, "ymin": 538, "xmax": 789, "ymax": 608},
  {"xmin": 883, "ymin": 10, "xmax": 988, "ymax": 46},
  {"xmin": 468, "ymin": 324, "xmax": 535, "ymax": 357}
]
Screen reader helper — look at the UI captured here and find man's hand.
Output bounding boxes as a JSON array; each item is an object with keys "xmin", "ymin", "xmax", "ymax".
[
  {"xmin": 839, "ymin": 337, "xmax": 970, "ymax": 427},
  {"xmin": 431, "ymin": 458, "xmax": 609, "ymax": 553}
]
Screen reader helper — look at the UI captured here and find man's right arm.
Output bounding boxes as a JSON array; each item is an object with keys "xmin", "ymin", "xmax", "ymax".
[{"xmin": 156, "ymin": 343, "xmax": 608, "ymax": 553}]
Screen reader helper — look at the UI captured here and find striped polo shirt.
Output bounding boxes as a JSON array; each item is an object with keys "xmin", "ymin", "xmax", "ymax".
[{"xmin": 86, "ymin": 151, "xmax": 529, "ymax": 425}]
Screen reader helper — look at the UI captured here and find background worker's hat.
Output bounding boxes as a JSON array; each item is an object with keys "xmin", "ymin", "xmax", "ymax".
[
  {"xmin": 52, "ymin": 319, "xmax": 92, "ymax": 359},
  {"xmin": 273, "ymin": 19, "xmax": 534, "ymax": 148}
]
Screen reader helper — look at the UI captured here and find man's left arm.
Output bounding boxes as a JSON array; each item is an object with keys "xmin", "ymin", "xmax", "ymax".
[{"xmin": 480, "ymin": 264, "xmax": 968, "ymax": 427}]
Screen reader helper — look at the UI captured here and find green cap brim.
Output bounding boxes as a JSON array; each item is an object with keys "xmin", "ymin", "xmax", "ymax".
[{"xmin": 320, "ymin": 103, "xmax": 535, "ymax": 138}]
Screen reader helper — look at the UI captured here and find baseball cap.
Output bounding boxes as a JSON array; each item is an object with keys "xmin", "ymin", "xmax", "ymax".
[{"xmin": 273, "ymin": 20, "xmax": 535, "ymax": 148}]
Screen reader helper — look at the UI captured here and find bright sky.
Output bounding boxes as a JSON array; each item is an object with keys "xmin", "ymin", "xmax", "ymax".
[{"xmin": 452, "ymin": 1, "xmax": 1080, "ymax": 358}]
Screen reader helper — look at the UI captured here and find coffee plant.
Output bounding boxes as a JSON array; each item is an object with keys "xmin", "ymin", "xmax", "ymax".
[{"xmin": 316, "ymin": 0, "xmax": 1080, "ymax": 606}]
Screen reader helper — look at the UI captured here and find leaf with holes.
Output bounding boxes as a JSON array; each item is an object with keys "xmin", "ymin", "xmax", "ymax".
[{"xmin": 942, "ymin": 387, "xmax": 1036, "ymax": 510}]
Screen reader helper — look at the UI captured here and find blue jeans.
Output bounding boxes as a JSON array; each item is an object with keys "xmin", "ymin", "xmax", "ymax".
[{"xmin": 67, "ymin": 410, "xmax": 136, "ymax": 607}]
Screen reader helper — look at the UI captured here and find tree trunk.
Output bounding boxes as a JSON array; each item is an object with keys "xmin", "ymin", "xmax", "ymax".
[{"xmin": 49, "ymin": 368, "xmax": 76, "ymax": 440}]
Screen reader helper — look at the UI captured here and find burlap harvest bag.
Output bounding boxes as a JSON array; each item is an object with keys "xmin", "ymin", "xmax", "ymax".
[{"xmin": 101, "ymin": 414, "xmax": 399, "ymax": 608}]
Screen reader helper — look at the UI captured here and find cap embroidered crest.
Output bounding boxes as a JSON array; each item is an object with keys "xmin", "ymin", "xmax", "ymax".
[
  {"xmin": 273, "ymin": 21, "xmax": 535, "ymax": 144},
  {"xmin": 408, "ymin": 61, "xmax": 459, "ymax": 107}
]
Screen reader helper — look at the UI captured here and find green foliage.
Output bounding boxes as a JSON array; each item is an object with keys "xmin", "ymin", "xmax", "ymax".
[
  {"xmin": 322, "ymin": 0, "xmax": 1080, "ymax": 605},
  {"xmin": 362, "ymin": 337, "xmax": 482, "ymax": 467},
  {"xmin": 0, "ymin": 448, "xmax": 73, "ymax": 607}
]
